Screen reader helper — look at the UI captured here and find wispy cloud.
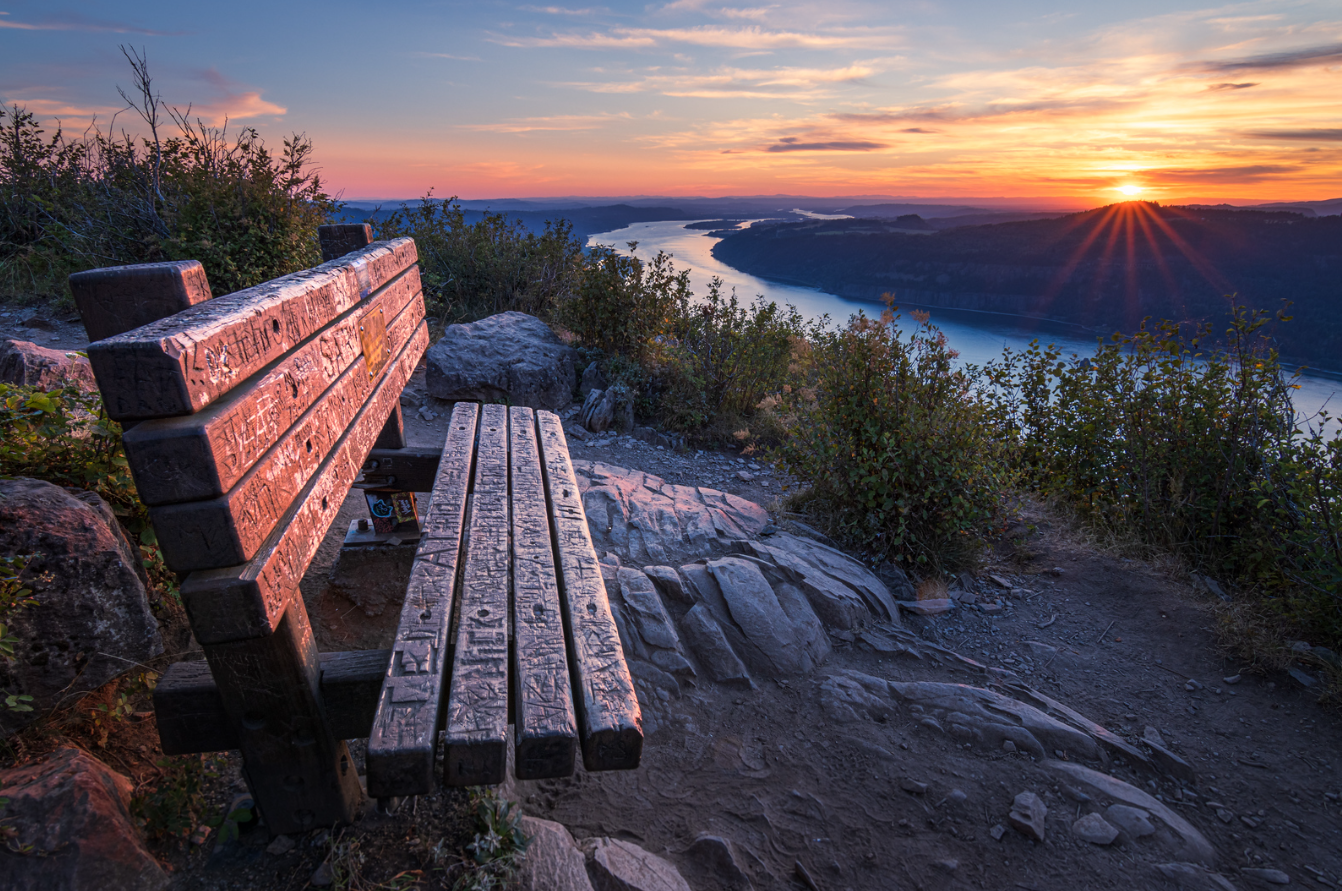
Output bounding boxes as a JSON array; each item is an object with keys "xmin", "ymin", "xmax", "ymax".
[
  {"xmin": 767, "ymin": 138, "xmax": 885, "ymax": 152},
  {"xmin": 0, "ymin": 13, "xmax": 182, "ymax": 36},
  {"xmin": 568, "ymin": 62, "xmax": 881, "ymax": 99},
  {"xmin": 1193, "ymin": 42, "xmax": 1342, "ymax": 73},
  {"xmin": 415, "ymin": 52, "xmax": 484, "ymax": 61},
  {"xmin": 1247, "ymin": 129, "xmax": 1342, "ymax": 141},
  {"xmin": 462, "ymin": 112, "xmax": 631, "ymax": 132},
  {"xmin": 493, "ymin": 24, "xmax": 896, "ymax": 50},
  {"xmin": 517, "ymin": 5, "xmax": 604, "ymax": 15},
  {"xmin": 1206, "ymin": 82, "xmax": 1258, "ymax": 91},
  {"xmin": 184, "ymin": 69, "xmax": 286, "ymax": 126}
]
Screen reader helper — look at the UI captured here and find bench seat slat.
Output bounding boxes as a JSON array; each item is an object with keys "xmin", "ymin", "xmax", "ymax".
[
  {"xmin": 365, "ymin": 403, "xmax": 478, "ymax": 798},
  {"xmin": 88, "ymin": 238, "xmax": 417, "ymax": 421},
  {"xmin": 509, "ymin": 406, "xmax": 577, "ymax": 780},
  {"xmin": 150, "ymin": 293, "xmax": 425, "ymax": 571},
  {"xmin": 536, "ymin": 411, "xmax": 643, "ymax": 772},
  {"xmin": 443, "ymin": 404, "xmax": 511, "ymax": 786},
  {"xmin": 124, "ymin": 266, "xmax": 422, "ymax": 505},
  {"xmin": 179, "ymin": 320, "xmax": 429, "ymax": 644}
]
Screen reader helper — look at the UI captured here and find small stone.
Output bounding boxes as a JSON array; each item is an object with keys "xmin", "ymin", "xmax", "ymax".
[
  {"xmin": 981, "ymin": 602, "xmax": 1003, "ymax": 614},
  {"xmin": 1287, "ymin": 668, "xmax": 1317, "ymax": 688},
  {"xmin": 1106, "ymin": 804, "xmax": 1156, "ymax": 838},
  {"xmin": 1048, "ymin": 566, "xmax": 1064, "ymax": 576},
  {"xmin": 737, "ymin": 470, "xmax": 754, "ymax": 481},
  {"xmin": 1185, "ymin": 679, "xmax": 1203, "ymax": 691},
  {"xmin": 761, "ymin": 524, "xmax": 778, "ymax": 536},
  {"xmin": 1289, "ymin": 640, "xmax": 1312, "ymax": 653},
  {"xmin": 311, "ymin": 861, "xmax": 334, "ymax": 887},
  {"xmin": 190, "ymin": 824, "xmax": 212, "ymax": 846},
  {"xmin": 948, "ymin": 789, "xmax": 968, "ymax": 804},
  {"xmin": 1073, "ymin": 813, "xmax": 1119, "ymax": 845},
  {"xmin": 1224, "ymin": 674, "xmax": 1241, "ymax": 685},
  {"xmin": 1143, "ymin": 726, "xmax": 1167, "ymax": 747},
  {"xmin": 1241, "ymin": 867, "xmax": 1291, "ymax": 885},
  {"xmin": 1216, "ymin": 808, "xmax": 1235, "ymax": 824},
  {"xmin": 1009, "ymin": 791, "xmax": 1048, "ymax": 842},
  {"xmin": 899, "ymin": 598, "xmax": 955, "ymax": 616},
  {"xmin": 990, "ymin": 824, "xmax": 1007, "ymax": 841},
  {"xmin": 900, "ymin": 778, "xmax": 929, "ymax": 794},
  {"xmin": 1241, "ymin": 815, "xmax": 1261, "ymax": 829},
  {"xmin": 934, "ymin": 859, "xmax": 959, "ymax": 873},
  {"xmin": 1002, "ymin": 740, "xmax": 1017, "ymax": 754},
  {"xmin": 266, "ymin": 834, "xmax": 296, "ymax": 855}
]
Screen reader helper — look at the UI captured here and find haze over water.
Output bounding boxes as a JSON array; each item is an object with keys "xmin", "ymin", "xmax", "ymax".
[{"xmin": 590, "ymin": 219, "xmax": 1340, "ymax": 434}]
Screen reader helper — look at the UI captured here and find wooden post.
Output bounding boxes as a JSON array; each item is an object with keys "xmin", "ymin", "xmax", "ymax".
[
  {"xmin": 202, "ymin": 600, "xmax": 363, "ymax": 833},
  {"xmin": 320, "ymin": 224, "xmax": 374, "ymax": 263},
  {"xmin": 69, "ymin": 260, "xmax": 213, "ymax": 342}
]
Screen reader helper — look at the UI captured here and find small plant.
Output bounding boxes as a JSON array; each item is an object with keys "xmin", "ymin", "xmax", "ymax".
[
  {"xmin": 0, "ymin": 553, "xmax": 37, "ymax": 711},
  {"xmin": 130, "ymin": 754, "xmax": 220, "ymax": 842},
  {"xmin": 560, "ymin": 241, "xmax": 691, "ymax": 364},
  {"xmin": 451, "ymin": 790, "xmax": 529, "ymax": 891}
]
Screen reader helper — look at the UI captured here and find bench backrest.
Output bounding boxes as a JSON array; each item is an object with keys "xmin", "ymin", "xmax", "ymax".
[{"xmin": 85, "ymin": 239, "xmax": 428, "ymax": 644}]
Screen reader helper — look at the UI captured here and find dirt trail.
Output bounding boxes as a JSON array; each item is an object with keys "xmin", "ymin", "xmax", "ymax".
[{"xmin": 296, "ymin": 395, "xmax": 1342, "ymax": 890}]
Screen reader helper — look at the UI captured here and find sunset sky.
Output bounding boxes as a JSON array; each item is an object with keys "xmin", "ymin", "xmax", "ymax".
[{"xmin": 2, "ymin": 1, "xmax": 1340, "ymax": 203}]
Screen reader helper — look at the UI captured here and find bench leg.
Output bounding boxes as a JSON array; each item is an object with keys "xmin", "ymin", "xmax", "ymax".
[
  {"xmin": 202, "ymin": 599, "xmax": 363, "ymax": 834},
  {"xmin": 375, "ymin": 403, "xmax": 406, "ymax": 450}
]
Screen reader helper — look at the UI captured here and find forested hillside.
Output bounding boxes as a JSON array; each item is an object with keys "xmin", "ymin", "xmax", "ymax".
[{"xmin": 712, "ymin": 203, "xmax": 1342, "ymax": 369}]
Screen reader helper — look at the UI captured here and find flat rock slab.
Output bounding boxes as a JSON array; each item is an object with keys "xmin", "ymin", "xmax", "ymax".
[
  {"xmin": 0, "ymin": 747, "xmax": 168, "ymax": 891},
  {"xmin": 573, "ymin": 461, "xmax": 769, "ymax": 566},
  {"xmin": 581, "ymin": 837, "xmax": 692, "ymax": 891},
  {"xmin": 425, "ymin": 311, "xmax": 577, "ymax": 410}
]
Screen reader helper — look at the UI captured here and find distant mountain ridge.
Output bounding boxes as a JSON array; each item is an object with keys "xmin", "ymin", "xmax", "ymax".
[{"xmin": 710, "ymin": 203, "xmax": 1342, "ymax": 372}]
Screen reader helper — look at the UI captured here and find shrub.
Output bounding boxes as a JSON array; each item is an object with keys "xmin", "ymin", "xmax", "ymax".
[
  {"xmin": 559, "ymin": 242, "xmax": 691, "ymax": 363},
  {"xmin": 652, "ymin": 279, "xmax": 805, "ymax": 434},
  {"xmin": 371, "ymin": 193, "xmax": 586, "ymax": 326},
  {"xmin": 774, "ymin": 304, "xmax": 1008, "ymax": 570},
  {"xmin": 0, "ymin": 382, "xmax": 177, "ymax": 604},
  {"xmin": 982, "ymin": 304, "xmax": 1341, "ymax": 646}
]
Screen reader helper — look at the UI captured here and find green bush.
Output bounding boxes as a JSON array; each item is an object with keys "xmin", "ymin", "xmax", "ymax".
[
  {"xmin": 559, "ymin": 242, "xmax": 691, "ymax": 363},
  {"xmin": 371, "ymin": 193, "xmax": 586, "ymax": 327},
  {"xmin": 982, "ymin": 305, "xmax": 1341, "ymax": 645},
  {"xmin": 654, "ymin": 279, "xmax": 805, "ymax": 434},
  {"xmin": 1, "ymin": 50, "xmax": 334, "ymax": 303},
  {"xmin": 0, "ymin": 382, "xmax": 177, "ymax": 604},
  {"xmin": 774, "ymin": 305, "xmax": 1008, "ymax": 570}
]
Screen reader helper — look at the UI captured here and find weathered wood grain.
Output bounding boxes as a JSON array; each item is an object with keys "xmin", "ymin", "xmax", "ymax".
[
  {"xmin": 362, "ymin": 448, "xmax": 440, "ymax": 492},
  {"xmin": 444, "ymin": 404, "xmax": 511, "ymax": 787},
  {"xmin": 179, "ymin": 321, "xmax": 429, "ymax": 644},
  {"xmin": 87, "ymin": 238, "xmax": 417, "ymax": 421},
  {"xmin": 366, "ymin": 403, "xmax": 478, "ymax": 799},
  {"xmin": 509, "ymin": 406, "xmax": 577, "ymax": 780},
  {"xmin": 154, "ymin": 649, "xmax": 391, "ymax": 754},
  {"xmin": 69, "ymin": 260, "xmax": 214, "ymax": 343},
  {"xmin": 123, "ymin": 269, "xmax": 422, "ymax": 505},
  {"xmin": 149, "ymin": 297, "xmax": 425, "ymax": 572},
  {"xmin": 319, "ymin": 224, "xmax": 373, "ymax": 263},
  {"xmin": 536, "ymin": 411, "xmax": 643, "ymax": 772},
  {"xmin": 202, "ymin": 600, "xmax": 363, "ymax": 835}
]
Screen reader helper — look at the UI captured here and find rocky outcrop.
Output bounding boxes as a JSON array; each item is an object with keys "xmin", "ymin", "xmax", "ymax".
[
  {"xmin": 0, "ymin": 747, "xmax": 168, "ymax": 890},
  {"xmin": 0, "ymin": 339, "xmax": 97, "ymax": 390},
  {"xmin": 573, "ymin": 461, "xmax": 770, "ymax": 566},
  {"xmin": 424, "ymin": 312, "xmax": 577, "ymax": 410},
  {"xmin": 0, "ymin": 479, "xmax": 163, "ymax": 735}
]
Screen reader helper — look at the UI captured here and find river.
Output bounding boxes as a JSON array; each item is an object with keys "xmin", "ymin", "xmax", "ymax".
[{"xmin": 589, "ymin": 219, "xmax": 1340, "ymax": 433}]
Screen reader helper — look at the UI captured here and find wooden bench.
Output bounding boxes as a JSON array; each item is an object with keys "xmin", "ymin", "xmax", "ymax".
[{"xmin": 77, "ymin": 227, "xmax": 642, "ymax": 833}]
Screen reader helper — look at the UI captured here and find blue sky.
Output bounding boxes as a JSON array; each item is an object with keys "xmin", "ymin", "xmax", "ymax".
[{"xmin": 3, "ymin": 1, "xmax": 1340, "ymax": 200}]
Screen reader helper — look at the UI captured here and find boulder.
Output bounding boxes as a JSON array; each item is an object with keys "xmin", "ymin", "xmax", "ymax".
[
  {"xmin": 516, "ymin": 817, "xmax": 594, "ymax": 891},
  {"xmin": 679, "ymin": 604, "xmax": 750, "ymax": 686},
  {"xmin": 0, "ymin": 747, "xmax": 168, "ymax": 890},
  {"xmin": 683, "ymin": 835, "xmax": 753, "ymax": 890},
  {"xmin": 0, "ymin": 339, "xmax": 97, "ymax": 391},
  {"xmin": 574, "ymin": 461, "xmax": 769, "ymax": 566},
  {"xmin": 424, "ymin": 312, "xmax": 577, "ymax": 410},
  {"xmin": 707, "ymin": 557, "xmax": 815, "ymax": 676},
  {"xmin": 580, "ymin": 837, "xmax": 692, "ymax": 891},
  {"xmin": 581, "ymin": 388, "xmax": 616, "ymax": 434},
  {"xmin": 0, "ymin": 479, "xmax": 162, "ymax": 735}
]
